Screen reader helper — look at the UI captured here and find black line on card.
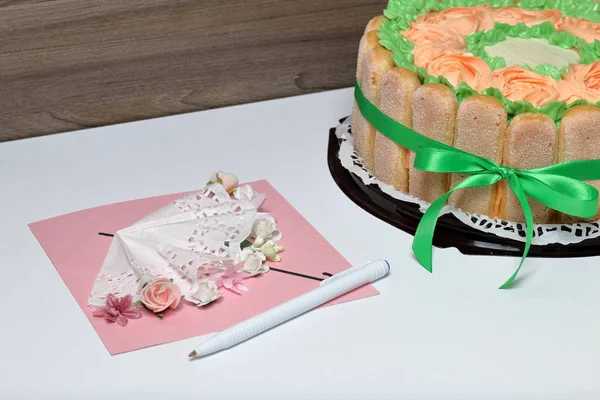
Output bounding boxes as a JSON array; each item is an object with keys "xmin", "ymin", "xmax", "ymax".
[
  {"xmin": 97, "ymin": 232, "xmax": 329, "ymax": 282},
  {"xmin": 268, "ymin": 266, "xmax": 326, "ymax": 282}
]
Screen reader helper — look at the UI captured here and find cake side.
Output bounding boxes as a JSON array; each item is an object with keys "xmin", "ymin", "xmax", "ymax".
[
  {"xmin": 354, "ymin": 47, "xmax": 393, "ymax": 171},
  {"xmin": 449, "ymin": 95, "xmax": 507, "ymax": 216},
  {"xmin": 498, "ymin": 113, "xmax": 557, "ymax": 223},
  {"xmin": 408, "ymin": 83, "xmax": 457, "ymax": 202},
  {"xmin": 558, "ymin": 105, "xmax": 600, "ymax": 223},
  {"xmin": 373, "ymin": 68, "xmax": 421, "ymax": 191}
]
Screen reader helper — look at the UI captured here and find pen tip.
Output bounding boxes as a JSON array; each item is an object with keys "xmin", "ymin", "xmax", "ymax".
[{"xmin": 188, "ymin": 350, "xmax": 197, "ymax": 358}]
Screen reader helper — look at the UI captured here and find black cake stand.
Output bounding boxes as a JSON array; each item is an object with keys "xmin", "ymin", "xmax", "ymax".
[{"xmin": 327, "ymin": 123, "xmax": 600, "ymax": 258}]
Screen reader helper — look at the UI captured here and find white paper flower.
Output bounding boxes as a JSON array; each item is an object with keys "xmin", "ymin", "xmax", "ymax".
[
  {"xmin": 208, "ymin": 171, "xmax": 239, "ymax": 193},
  {"xmin": 235, "ymin": 248, "xmax": 268, "ymax": 275},
  {"xmin": 188, "ymin": 280, "xmax": 221, "ymax": 306},
  {"xmin": 233, "ymin": 184, "xmax": 257, "ymax": 201},
  {"xmin": 257, "ymin": 240, "xmax": 285, "ymax": 262},
  {"xmin": 252, "ymin": 216, "xmax": 282, "ymax": 247}
]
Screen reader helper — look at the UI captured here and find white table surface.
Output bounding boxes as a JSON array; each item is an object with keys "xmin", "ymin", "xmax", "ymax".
[{"xmin": 1, "ymin": 88, "xmax": 599, "ymax": 400}]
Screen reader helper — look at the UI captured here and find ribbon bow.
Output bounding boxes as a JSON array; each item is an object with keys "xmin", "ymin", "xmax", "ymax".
[{"xmin": 354, "ymin": 81, "xmax": 600, "ymax": 288}]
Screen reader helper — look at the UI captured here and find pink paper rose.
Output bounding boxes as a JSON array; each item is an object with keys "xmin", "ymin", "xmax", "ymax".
[
  {"xmin": 140, "ymin": 278, "xmax": 182, "ymax": 313},
  {"xmin": 557, "ymin": 62, "xmax": 600, "ymax": 104},
  {"xmin": 491, "ymin": 66, "xmax": 561, "ymax": 107},
  {"xmin": 416, "ymin": 6, "xmax": 495, "ymax": 35},
  {"xmin": 559, "ymin": 17, "xmax": 600, "ymax": 44}
]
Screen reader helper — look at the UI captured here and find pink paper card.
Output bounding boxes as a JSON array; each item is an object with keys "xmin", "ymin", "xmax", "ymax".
[{"xmin": 30, "ymin": 180, "xmax": 378, "ymax": 354}]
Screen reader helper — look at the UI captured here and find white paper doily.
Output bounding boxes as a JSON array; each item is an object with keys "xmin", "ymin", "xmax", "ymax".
[
  {"xmin": 335, "ymin": 116, "xmax": 600, "ymax": 246},
  {"xmin": 89, "ymin": 183, "xmax": 269, "ymax": 306}
]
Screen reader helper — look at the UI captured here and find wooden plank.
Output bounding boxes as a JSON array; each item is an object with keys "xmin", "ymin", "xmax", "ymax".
[{"xmin": 0, "ymin": 0, "xmax": 386, "ymax": 141}]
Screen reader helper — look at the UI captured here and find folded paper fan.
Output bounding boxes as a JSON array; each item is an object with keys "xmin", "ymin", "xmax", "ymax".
[{"xmin": 89, "ymin": 175, "xmax": 282, "ymax": 311}]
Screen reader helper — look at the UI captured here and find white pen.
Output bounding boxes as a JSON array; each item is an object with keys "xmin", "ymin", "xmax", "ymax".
[{"xmin": 188, "ymin": 259, "xmax": 390, "ymax": 358}]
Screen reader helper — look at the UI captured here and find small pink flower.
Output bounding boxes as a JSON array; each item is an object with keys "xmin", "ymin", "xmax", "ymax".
[
  {"xmin": 92, "ymin": 294, "xmax": 142, "ymax": 327},
  {"xmin": 140, "ymin": 278, "xmax": 182, "ymax": 313},
  {"xmin": 213, "ymin": 264, "xmax": 249, "ymax": 294}
]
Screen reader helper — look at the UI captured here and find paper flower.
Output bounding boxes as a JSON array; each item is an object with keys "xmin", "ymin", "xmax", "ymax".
[
  {"xmin": 257, "ymin": 240, "xmax": 285, "ymax": 262},
  {"xmin": 140, "ymin": 278, "xmax": 182, "ymax": 316},
  {"xmin": 188, "ymin": 280, "xmax": 221, "ymax": 306},
  {"xmin": 92, "ymin": 294, "xmax": 142, "ymax": 327},
  {"xmin": 235, "ymin": 247, "xmax": 268, "ymax": 275},
  {"xmin": 251, "ymin": 216, "xmax": 282, "ymax": 247},
  {"xmin": 208, "ymin": 171, "xmax": 239, "ymax": 193},
  {"xmin": 214, "ymin": 264, "xmax": 250, "ymax": 294},
  {"xmin": 233, "ymin": 184, "xmax": 257, "ymax": 201}
]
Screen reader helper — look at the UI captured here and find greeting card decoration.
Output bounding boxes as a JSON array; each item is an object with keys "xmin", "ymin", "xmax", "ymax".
[
  {"xmin": 89, "ymin": 172, "xmax": 286, "ymax": 321},
  {"xmin": 29, "ymin": 179, "xmax": 378, "ymax": 354}
]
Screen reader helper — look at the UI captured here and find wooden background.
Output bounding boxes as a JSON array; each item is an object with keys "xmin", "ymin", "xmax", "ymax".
[{"xmin": 0, "ymin": 0, "xmax": 386, "ymax": 141}]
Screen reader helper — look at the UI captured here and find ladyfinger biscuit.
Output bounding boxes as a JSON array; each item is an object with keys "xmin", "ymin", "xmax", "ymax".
[
  {"xmin": 354, "ymin": 47, "xmax": 393, "ymax": 170},
  {"xmin": 557, "ymin": 105, "xmax": 600, "ymax": 223},
  {"xmin": 498, "ymin": 113, "xmax": 557, "ymax": 223},
  {"xmin": 373, "ymin": 68, "xmax": 421, "ymax": 191},
  {"xmin": 352, "ymin": 30, "xmax": 382, "ymax": 166},
  {"xmin": 408, "ymin": 84, "xmax": 457, "ymax": 202},
  {"xmin": 364, "ymin": 15, "xmax": 384, "ymax": 34},
  {"xmin": 449, "ymin": 95, "xmax": 507, "ymax": 216},
  {"xmin": 355, "ymin": 30, "xmax": 381, "ymax": 83}
]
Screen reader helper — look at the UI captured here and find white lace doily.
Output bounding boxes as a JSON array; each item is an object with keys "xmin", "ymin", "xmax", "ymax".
[
  {"xmin": 335, "ymin": 116, "xmax": 600, "ymax": 246},
  {"xmin": 89, "ymin": 183, "xmax": 267, "ymax": 306}
]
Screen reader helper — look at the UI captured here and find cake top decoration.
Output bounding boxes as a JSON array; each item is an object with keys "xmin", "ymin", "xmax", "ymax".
[{"xmin": 380, "ymin": 0, "xmax": 600, "ymax": 121}]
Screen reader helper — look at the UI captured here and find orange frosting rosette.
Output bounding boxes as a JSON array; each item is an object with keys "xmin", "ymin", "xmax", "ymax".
[
  {"xmin": 491, "ymin": 66, "xmax": 561, "ymax": 106},
  {"xmin": 559, "ymin": 17, "xmax": 600, "ymax": 44},
  {"xmin": 404, "ymin": 23, "xmax": 466, "ymax": 67},
  {"xmin": 557, "ymin": 62, "xmax": 600, "ymax": 104},
  {"xmin": 490, "ymin": 6, "xmax": 562, "ymax": 28},
  {"xmin": 425, "ymin": 53, "xmax": 492, "ymax": 91},
  {"xmin": 416, "ymin": 5, "xmax": 495, "ymax": 36}
]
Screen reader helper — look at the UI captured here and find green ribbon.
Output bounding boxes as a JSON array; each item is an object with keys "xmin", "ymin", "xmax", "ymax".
[{"xmin": 354, "ymin": 81, "xmax": 600, "ymax": 288}]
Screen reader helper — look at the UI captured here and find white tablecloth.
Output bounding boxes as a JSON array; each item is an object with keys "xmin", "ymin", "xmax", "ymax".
[{"xmin": 1, "ymin": 88, "xmax": 598, "ymax": 400}]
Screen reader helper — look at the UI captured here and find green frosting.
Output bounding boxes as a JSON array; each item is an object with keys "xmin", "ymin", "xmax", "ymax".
[
  {"xmin": 379, "ymin": 0, "xmax": 600, "ymax": 122},
  {"xmin": 579, "ymin": 40, "xmax": 600, "ymax": 64}
]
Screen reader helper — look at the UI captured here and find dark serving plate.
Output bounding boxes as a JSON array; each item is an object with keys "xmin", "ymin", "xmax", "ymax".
[{"xmin": 327, "ymin": 124, "xmax": 600, "ymax": 258}]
